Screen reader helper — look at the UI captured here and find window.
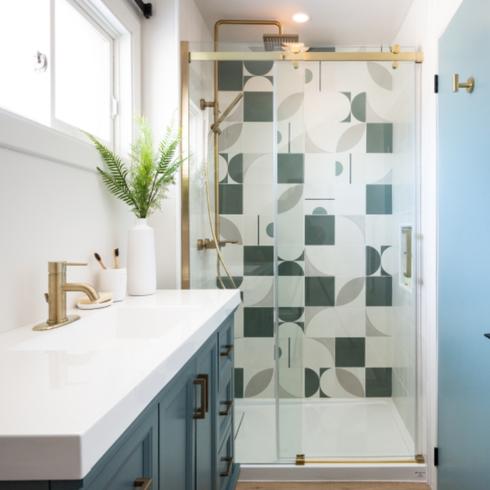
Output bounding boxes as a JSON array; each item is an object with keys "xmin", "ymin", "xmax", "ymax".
[
  {"xmin": 0, "ymin": 0, "xmax": 51, "ymax": 125},
  {"xmin": 0, "ymin": 0, "xmax": 128, "ymax": 146},
  {"xmin": 54, "ymin": 0, "xmax": 114, "ymax": 141}
]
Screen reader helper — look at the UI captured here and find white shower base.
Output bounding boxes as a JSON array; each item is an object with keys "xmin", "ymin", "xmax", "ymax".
[
  {"xmin": 235, "ymin": 398, "xmax": 415, "ymax": 463},
  {"xmin": 235, "ymin": 398, "xmax": 426, "ymax": 482}
]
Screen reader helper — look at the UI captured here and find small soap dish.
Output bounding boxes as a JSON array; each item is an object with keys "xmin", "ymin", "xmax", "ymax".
[{"xmin": 77, "ymin": 292, "xmax": 113, "ymax": 310}]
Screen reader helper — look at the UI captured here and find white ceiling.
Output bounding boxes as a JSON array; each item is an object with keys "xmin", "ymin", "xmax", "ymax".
[{"xmin": 194, "ymin": 0, "xmax": 415, "ymax": 46}]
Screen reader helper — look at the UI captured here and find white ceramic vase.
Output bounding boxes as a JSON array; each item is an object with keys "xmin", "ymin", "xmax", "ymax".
[{"xmin": 127, "ymin": 218, "xmax": 156, "ymax": 296}]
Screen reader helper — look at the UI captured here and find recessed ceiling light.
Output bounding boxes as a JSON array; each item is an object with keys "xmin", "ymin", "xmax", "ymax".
[{"xmin": 292, "ymin": 12, "xmax": 310, "ymax": 23}]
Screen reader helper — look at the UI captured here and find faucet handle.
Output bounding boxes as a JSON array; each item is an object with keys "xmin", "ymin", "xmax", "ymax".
[{"xmin": 48, "ymin": 261, "xmax": 88, "ymax": 274}]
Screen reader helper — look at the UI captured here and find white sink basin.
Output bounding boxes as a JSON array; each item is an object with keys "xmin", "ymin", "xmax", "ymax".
[{"xmin": 13, "ymin": 304, "xmax": 204, "ymax": 352}]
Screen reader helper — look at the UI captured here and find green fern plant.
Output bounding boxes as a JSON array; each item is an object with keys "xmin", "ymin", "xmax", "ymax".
[{"xmin": 87, "ymin": 119, "xmax": 184, "ymax": 219}]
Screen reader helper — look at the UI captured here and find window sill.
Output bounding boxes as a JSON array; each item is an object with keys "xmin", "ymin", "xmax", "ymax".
[{"xmin": 0, "ymin": 108, "xmax": 101, "ymax": 171}]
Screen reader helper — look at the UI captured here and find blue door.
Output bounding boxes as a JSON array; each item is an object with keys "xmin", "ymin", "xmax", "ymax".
[{"xmin": 438, "ymin": 0, "xmax": 490, "ymax": 488}]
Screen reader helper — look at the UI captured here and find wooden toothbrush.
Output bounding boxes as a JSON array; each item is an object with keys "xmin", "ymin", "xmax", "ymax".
[
  {"xmin": 94, "ymin": 252, "xmax": 107, "ymax": 270},
  {"xmin": 113, "ymin": 248, "xmax": 120, "ymax": 269}
]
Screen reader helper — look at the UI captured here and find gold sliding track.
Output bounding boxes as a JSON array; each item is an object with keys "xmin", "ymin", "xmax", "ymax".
[
  {"xmin": 191, "ymin": 50, "xmax": 424, "ymax": 63},
  {"xmin": 295, "ymin": 454, "xmax": 426, "ymax": 465}
]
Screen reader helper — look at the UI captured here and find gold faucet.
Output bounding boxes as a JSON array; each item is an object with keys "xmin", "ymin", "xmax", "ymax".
[{"xmin": 33, "ymin": 261, "xmax": 99, "ymax": 331}]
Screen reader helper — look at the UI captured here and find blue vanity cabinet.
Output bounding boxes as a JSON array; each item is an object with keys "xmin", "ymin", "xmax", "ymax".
[
  {"xmin": 216, "ymin": 317, "xmax": 239, "ymax": 490},
  {"xmin": 158, "ymin": 332, "xmax": 222, "ymax": 490},
  {"xmin": 159, "ymin": 361, "xmax": 196, "ymax": 490},
  {"xmin": 194, "ymin": 338, "xmax": 218, "ymax": 490},
  {"xmin": 80, "ymin": 405, "xmax": 159, "ymax": 490},
  {"xmin": 48, "ymin": 404, "xmax": 159, "ymax": 490},
  {"xmin": 0, "ymin": 313, "xmax": 238, "ymax": 490}
]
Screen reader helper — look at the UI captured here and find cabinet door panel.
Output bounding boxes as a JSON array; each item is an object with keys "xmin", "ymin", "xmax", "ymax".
[
  {"xmin": 195, "ymin": 339, "xmax": 217, "ymax": 490},
  {"xmin": 159, "ymin": 363, "xmax": 195, "ymax": 490},
  {"xmin": 85, "ymin": 406, "xmax": 158, "ymax": 490}
]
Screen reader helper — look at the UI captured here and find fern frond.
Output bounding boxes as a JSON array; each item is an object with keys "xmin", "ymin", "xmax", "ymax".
[
  {"xmin": 87, "ymin": 133, "xmax": 140, "ymax": 215},
  {"xmin": 97, "ymin": 168, "xmax": 138, "ymax": 211},
  {"xmin": 157, "ymin": 129, "xmax": 180, "ymax": 174},
  {"xmin": 129, "ymin": 118, "xmax": 158, "ymax": 218}
]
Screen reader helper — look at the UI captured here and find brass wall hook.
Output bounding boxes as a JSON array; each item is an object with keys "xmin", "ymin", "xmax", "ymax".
[{"xmin": 453, "ymin": 73, "xmax": 475, "ymax": 93}]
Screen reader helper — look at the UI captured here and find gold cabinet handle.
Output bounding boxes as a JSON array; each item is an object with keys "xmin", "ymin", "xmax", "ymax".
[
  {"xmin": 193, "ymin": 374, "xmax": 208, "ymax": 419},
  {"xmin": 134, "ymin": 478, "xmax": 152, "ymax": 489},
  {"xmin": 220, "ymin": 457, "xmax": 233, "ymax": 477},
  {"xmin": 220, "ymin": 344, "xmax": 234, "ymax": 357},
  {"xmin": 219, "ymin": 400, "xmax": 233, "ymax": 417}
]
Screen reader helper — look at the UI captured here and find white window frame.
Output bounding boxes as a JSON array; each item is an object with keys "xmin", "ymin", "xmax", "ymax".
[{"xmin": 0, "ymin": 0, "xmax": 141, "ymax": 170}]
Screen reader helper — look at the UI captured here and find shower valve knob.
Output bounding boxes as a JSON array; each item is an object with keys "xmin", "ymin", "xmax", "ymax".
[{"xmin": 197, "ymin": 238, "xmax": 238, "ymax": 251}]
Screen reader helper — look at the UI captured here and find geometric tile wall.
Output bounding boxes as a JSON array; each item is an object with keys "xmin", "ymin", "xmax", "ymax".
[{"xmin": 217, "ymin": 57, "xmax": 401, "ymax": 400}]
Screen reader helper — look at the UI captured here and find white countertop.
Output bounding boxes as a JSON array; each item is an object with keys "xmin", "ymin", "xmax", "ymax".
[{"xmin": 0, "ymin": 289, "xmax": 240, "ymax": 481}]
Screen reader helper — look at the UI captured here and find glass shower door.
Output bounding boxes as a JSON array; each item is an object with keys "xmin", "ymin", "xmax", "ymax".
[
  {"xmin": 275, "ymin": 56, "xmax": 419, "ymax": 461},
  {"xmin": 274, "ymin": 60, "xmax": 307, "ymax": 461},
  {"xmin": 185, "ymin": 47, "xmax": 419, "ymax": 464},
  {"xmin": 214, "ymin": 57, "xmax": 278, "ymax": 463},
  {"xmin": 188, "ymin": 60, "xmax": 217, "ymax": 289}
]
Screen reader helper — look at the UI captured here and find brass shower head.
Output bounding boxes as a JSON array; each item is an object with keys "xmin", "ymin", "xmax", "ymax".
[{"xmin": 263, "ymin": 33, "xmax": 299, "ymax": 51}]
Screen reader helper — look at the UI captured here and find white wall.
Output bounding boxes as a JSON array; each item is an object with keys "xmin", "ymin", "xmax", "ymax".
[
  {"xmin": 141, "ymin": 0, "xmax": 212, "ymax": 289},
  {"xmin": 0, "ymin": 147, "xmax": 132, "ymax": 333},
  {"xmin": 394, "ymin": 0, "xmax": 464, "ymax": 486}
]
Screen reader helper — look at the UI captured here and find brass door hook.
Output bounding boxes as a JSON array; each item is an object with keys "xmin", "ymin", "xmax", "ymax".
[{"xmin": 453, "ymin": 73, "xmax": 475, "ymax": 93}]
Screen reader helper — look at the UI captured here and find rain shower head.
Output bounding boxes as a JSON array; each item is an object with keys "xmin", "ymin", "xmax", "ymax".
[{"xmin": 263, "ymin": 33, "xmax": 299, "ymax": 51}]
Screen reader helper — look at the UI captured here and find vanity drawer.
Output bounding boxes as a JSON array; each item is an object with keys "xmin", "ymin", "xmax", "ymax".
[
  {"xmin": 218, "ymin": 371, "xmax": 234, "ymax": 447},
  {"xmin": 218, "ymin": 317, "xmax": 234, "ymax": 364},
  {"xmin": 217, "ymin": 431, "xmax": 234, "ymax": 490}
]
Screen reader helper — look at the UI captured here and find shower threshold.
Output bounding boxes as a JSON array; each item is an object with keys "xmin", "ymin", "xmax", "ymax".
[
  {"xmin": 238, "ymin": 462, "xmax": 428, "ymax": 483},
  {"xmin": 235, "ymin": 398, "xmax": 427, "ymax": 482}
]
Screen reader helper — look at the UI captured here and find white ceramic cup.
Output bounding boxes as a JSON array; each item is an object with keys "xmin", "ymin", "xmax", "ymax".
[{"xmin": 98, "ymin": 268, "xmax": 127, "ymax": 302}]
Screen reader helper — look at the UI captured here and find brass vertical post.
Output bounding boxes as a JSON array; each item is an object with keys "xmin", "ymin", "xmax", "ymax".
[{"xmin": 180, "ymin": 41, "xmax": 190, "ymax": 289}]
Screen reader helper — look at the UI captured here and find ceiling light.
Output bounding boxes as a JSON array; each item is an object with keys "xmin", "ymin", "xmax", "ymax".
[{"xmin": 292, "ymin": 12, "xmax": 309, "ymax": 23}]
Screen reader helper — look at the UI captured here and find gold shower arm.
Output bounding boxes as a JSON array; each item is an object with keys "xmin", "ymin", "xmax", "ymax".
[{"xmin": 214, "ymin": 19, "xmax": 282, "ymax": 47}]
